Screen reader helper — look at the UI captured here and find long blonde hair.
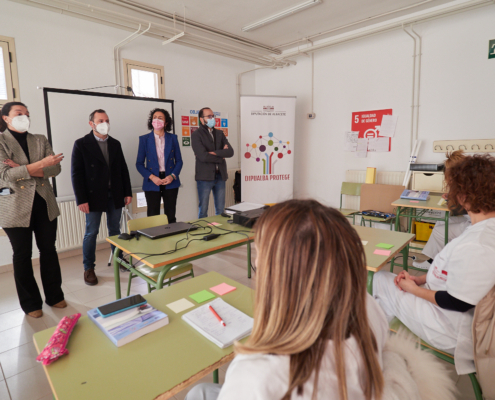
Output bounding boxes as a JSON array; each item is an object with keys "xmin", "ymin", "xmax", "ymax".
[{"xmin": 236, "ymin": 200, "xmax": 384, "ymax": 400}]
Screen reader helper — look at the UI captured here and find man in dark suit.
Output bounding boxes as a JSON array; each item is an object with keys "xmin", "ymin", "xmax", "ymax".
[
  {"xmin": 71, "ymin": 109, "xmax": 132, "ymax": 285},
  {"xmin": 191, "ymin": 107, "xmax": 234, "ymax": 218}
]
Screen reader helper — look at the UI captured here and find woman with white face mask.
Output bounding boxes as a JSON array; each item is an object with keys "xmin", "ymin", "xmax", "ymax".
[
  {"xmin": 136, "ymin": 108, "xmax": 183, "ymax": 222},
  {"xmin": 0, "ymin": 102, "xmax": 65, "ymax": 318}
]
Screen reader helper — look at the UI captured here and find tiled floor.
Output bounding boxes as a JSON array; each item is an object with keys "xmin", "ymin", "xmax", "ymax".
[{"xmin": 0, "ymin": 248, "xmax": 476, "ymax": 400}]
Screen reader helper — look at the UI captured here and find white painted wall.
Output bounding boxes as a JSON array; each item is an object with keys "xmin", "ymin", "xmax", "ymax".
[
  {"xmin": 0, "ymin": 0, "xmax": 254, "ymax": 266},
  {"xmin": 254, "ymin": 5, "xmax": 495, "ymax": 208}
]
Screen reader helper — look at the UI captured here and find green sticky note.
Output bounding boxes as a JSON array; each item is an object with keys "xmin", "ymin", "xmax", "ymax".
[
  {"xmin": 189, "ymin": 290, "xmax": 216, "ymax": 303},
  {"xmin": 376, "ymin": 243, "xmax": 394, "ymax": 249}
]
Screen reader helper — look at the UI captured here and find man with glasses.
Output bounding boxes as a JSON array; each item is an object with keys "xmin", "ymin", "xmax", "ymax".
[{"xmin": 191, "ymin": 107, "xmax": 234, "ymax": 218}]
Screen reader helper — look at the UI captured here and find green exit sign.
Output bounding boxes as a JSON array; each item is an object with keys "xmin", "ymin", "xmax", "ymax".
[{"xmin": 489, "ymin": 39, "xmax": 495, "ymax": 59}]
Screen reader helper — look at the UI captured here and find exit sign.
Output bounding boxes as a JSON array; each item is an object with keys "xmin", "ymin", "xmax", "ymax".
[{"xmin": 489, "ymin": 39, "xmax": 495, "ymax": 59}]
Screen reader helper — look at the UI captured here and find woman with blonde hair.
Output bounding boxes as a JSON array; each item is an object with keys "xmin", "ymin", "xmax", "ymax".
[{"xmin": 189, "ymin": 199, "xmax": 418, "ymax": 400}]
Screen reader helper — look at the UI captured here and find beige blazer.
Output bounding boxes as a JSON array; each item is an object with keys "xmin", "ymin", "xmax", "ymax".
[{"xmin": 0, "ymin": 130, "xmax": 61, "ymax": 228}]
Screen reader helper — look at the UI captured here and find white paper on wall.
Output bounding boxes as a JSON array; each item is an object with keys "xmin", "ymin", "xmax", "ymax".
[
  {"xmin": 344, "ymin": 132, "xmax": 359, "ymax": 152},
  {"xmin": 378, "ymin": 115, "xmax": 398, "ymax": 137},
  {"xmin": 356, "ymin": 138, "xmax": 368, "ymax": 158},
  {"xmin": 368, "ymin": 137, "xmax": 390, "ymax": 152}
]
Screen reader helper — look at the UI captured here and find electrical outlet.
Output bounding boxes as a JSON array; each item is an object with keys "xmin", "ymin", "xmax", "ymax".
[{"xmin": 307, "ymin": 113, "xmax": 316, "ymax": 119}]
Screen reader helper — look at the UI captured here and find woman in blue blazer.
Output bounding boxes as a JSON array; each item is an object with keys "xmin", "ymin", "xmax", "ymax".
[{"xmin": 136, "ymin": 108, "xmax": 183, "ymax": 223}]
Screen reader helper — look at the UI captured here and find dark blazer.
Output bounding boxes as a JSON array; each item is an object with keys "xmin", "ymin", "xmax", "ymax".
[
  {"xmin": 71, "ymin": 132, "xmax": 132, "ymax": 212},
  {"xmin": 191, "ymin": 125, "xmax": 234, "ymax": 181},
  {"xmin": 0, "ymin": 131, "xmax": 61, "ymax": 228},
  {"xmin": 136, "ymin": 131, "xmax": 182, "ymax": 191}
]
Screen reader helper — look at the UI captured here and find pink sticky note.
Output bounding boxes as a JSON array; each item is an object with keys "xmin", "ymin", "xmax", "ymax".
[
  {"xmin": 210, "ymin": 283, "xmax": 236, "ymax": 296},
  {"xmin": 374, "ymin": 249, "xmax": 391, "ymax": 256},
  {"xmin": 208, "ymin": 222, "xmax": 221, "ymax": 226},
  {"xmin": 410, "ymin": 200, "xmax": 419, "ymax": 203}
]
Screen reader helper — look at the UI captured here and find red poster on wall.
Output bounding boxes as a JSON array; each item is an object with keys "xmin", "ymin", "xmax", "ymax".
[{"xmin": 351, "ymin": 109, "xmax": 392, "ymax": 151}]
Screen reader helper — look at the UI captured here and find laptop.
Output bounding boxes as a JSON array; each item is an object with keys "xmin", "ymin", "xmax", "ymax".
[{"xmin": 137, "ymin": 222, "xmax": 198, "ymax": 240}]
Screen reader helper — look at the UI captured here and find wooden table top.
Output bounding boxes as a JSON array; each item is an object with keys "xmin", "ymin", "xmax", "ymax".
[
  {"xmin": 107, "ymin": 215, "xmax": 254, "ymax": 269},
  {"xmin": 354, "ymin": 225, "xmax": 415, "ymax": 273},
  {"xmin": 391, "ymin": 195, "xmax": 450, "ymax": 212},
  {"xmin": 33, "ymin": 272, "xmax": 253, "ymax": 400}
]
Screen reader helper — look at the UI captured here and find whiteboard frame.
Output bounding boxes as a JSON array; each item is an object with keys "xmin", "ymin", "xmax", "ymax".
[{"xmin": 42, "ymin": 87, "xmax": 175, "ymax": 198}]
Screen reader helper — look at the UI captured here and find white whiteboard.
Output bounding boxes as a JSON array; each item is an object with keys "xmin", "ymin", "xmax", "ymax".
[{"xmin": 44, "ymin": 88, "xmax": 174, "ymax": 201}]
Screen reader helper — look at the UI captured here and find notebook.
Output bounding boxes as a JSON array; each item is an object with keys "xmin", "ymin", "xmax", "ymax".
[
  {"xmin": 400, "ymin": 190, "xmax": 430, "ymax": 201},
  {"xmin": 88, "ymin": 303, "xmax": 168, "ymax": 347},
  {"xmin": 182, "ymin": 298, "xmax": 253, "ymax": 349}
]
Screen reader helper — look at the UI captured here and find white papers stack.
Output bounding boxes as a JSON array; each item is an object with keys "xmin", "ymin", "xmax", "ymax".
[{"xmin": 182, "ymin": 298, "xmax": 253, "ymax": 348}]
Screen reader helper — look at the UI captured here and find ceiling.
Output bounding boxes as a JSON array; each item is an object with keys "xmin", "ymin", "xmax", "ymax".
[
  {"xmin": 12, "ymin": 0, "xmax": 478, "ymax": 66},
  {"xmin": 129, "ymin": 0, "xmax": 453, "ymax": 49}
]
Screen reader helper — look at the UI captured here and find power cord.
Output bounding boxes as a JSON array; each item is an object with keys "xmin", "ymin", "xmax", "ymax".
[{"xmin": 123, "ymin": 221, "xmax": 252, "ymax": 270}]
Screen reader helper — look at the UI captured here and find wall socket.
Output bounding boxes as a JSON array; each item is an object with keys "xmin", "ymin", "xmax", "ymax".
[{"xmin": 307, "ymin": 113, "xmax": 316, "ymax": 119}]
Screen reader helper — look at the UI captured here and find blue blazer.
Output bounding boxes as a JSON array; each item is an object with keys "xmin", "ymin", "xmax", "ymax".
[{"xmin": 136, "ymin": 131, "xmax": 182, "ymax": 191}]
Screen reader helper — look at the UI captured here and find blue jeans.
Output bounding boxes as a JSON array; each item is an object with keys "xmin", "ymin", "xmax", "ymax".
[
  {"xmin": 83, "ymin": 195, "xmax": 122, "ymax": 271},
  {"xmin": 197, "ymin": 173, "xmax": 226, "ymax": 218}
]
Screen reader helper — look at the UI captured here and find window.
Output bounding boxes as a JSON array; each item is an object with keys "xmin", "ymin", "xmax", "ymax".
[
  {"xmin": 123, "ymin": 59, "xmax": 165, "ymax": 99},
  {"xmin": 0, "ymin": 36, "xmax": 20, "ymax": 106}
]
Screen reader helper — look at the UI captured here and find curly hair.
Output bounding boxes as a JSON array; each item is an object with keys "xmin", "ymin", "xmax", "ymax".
[
  {"xmin": 445, "ymin": 154, "xmax": 495, "ymax": 214},
  {"xmin": 444, "ymin": 150, "xmax": 465, "ymax": 169},
  {"xmin": 147, "ymin": 108, "xmax": 172, "ymax": 131}
]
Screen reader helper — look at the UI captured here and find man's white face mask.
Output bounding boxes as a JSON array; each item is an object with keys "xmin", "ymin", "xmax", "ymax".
[{"xmin": 94, "ymin": 122, "xmax": 110, "ymax": 136}]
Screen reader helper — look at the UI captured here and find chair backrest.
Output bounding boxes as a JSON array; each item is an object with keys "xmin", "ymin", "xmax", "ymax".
[
  {"xmin": 341, "ymin": 182, "xmax": 362, "ymax": 196},
  {"xmin": 127, "ymin": 215, "xmax": 169, "ymax": 232},
  {"xmin": 359, "ymin": 184, "xmax": 405, "ymax": 214}
]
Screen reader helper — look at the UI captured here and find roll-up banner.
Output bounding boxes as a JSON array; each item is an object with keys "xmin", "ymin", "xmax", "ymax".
[{"xmin": 240, "ymin": 95, "xmax": 296, "ymax": 204}]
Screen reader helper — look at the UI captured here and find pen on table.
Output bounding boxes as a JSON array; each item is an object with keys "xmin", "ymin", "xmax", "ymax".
[{"xmin": 209, "ymin": 305, "xmax": 226, "ymax": 326}]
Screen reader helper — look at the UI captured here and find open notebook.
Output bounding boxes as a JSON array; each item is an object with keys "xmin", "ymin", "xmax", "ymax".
[{"xmin": 182, "ymin": 298, "xmax": 253, "ymax": 349}]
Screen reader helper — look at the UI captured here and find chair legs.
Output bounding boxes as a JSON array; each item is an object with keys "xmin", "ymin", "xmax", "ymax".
[
  {"xmin": 468, "ymin": 373, "xmax": 483, "ymax": 400},
  {"xmin": 126, "ymin": 273, "xmax": 133, "ymax": 297}
]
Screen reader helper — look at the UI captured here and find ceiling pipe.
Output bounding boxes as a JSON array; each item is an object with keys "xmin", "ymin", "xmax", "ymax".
[
  {"xmin": 114, "ymin": 22, "xmax": 151, "ymax": 95},
  {"xmin": 276, "ymin": 0, "xmax": 494, "ymax": 61},
  {"xmin": 103, "ymin": 0, "xmax": 281, "ymax": 55},
  {"xmin": 11, "ymin": 0, "xmax": 283, "ymax": 67},
  {"xmin": 410, "ymin": 26, "xmax": 423, "ymax": 143},
  {"xmin": 274, "ymin": 0, "xmax": 436, "ymax": 49},
  {"xmin": 402, "ymin": 24, "xmax": 417, "ymax": 156}
]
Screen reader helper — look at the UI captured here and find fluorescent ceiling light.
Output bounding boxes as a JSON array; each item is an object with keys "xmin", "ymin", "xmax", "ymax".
[
  {"xmin": 242, "ymin": 0, "xmax": 322, "ymax": 32},
  {"xmin": 162, "ymin": 32, "xmax": 185, "ymax": 45}
]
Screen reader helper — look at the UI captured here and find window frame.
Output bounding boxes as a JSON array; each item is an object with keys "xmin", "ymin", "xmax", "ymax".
[
  {"xmin": 123, "ymin": 59, "xmax": 165, "ymax": 99},
  {"xmin": 0, "ymin": 35, "xmax": 21, "ymax": 106}
]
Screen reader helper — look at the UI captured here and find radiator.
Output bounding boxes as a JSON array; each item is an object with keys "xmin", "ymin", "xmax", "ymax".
[
  {"xmin": 207, "ymin": 168, "xmax": 238, "ymax": 217},
  {"xmin": 56, "ymin": 201, "xmax": 109, "ymax": 251},
  {"xmin": 343, "ymin": 170, "xmax": 405, "ymax": 212}
]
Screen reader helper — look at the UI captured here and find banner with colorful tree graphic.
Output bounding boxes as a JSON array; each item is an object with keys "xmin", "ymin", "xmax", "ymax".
[{"xmin": 240, "ymin": 96, "xmax": 295, "ymax": 204}]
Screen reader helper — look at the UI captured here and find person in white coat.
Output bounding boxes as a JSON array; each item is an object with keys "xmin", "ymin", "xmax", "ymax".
[
  {"xmin": 413, "ymin": 150, "xmax": 470, "ymax": 270},
  {"xmin": 184, "ymin": 200, "xmax": 457, "ymax": 400},
  {"xmin": 374, "ymin": 154, "xmax": 495, "ymax": 376}
]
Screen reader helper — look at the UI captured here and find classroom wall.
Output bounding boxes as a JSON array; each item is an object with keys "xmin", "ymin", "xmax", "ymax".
[
  {"xmin": 254, "ymin": 4, "xmax": 495, "ymax": 207},
  {"xmin": 0, "ymin": 0, "xmax": 255, "ymax": 267}
]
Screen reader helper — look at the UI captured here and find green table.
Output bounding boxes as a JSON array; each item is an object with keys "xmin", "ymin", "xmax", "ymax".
[
  {"xmin": 33, "ymin": 272, "xmax": 253, "ymax": 400},
  {"xmin": 353, "ymin": 225, "xmax": 415, "ymax": 294},
  {"xmin": 391, "ymin": 195, "xmax": 450, "ymax": 255},
  {"xmin": 107, "ymin": 215, "xmax": 254, "ymax": 299}
]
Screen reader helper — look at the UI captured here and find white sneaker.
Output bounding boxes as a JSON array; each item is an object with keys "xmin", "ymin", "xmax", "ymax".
[{"xmin": 413, "ymin": 260, "xmax": 431, "ymax": 270}]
